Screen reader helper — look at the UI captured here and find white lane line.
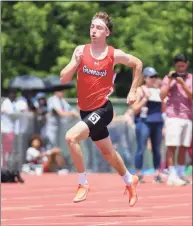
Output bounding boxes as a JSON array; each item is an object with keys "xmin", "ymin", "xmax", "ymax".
[
  {"xmin": 138, "ymin": 216, "xmax": 192, "ymax": 222},
  {"xmin": 99, "ymin": 208, "xmax": 151, "ymax": 214},
  {"xmin": 2, "ymin": 201, "xmax": 100, "ymax": 211},
  {"xmin": 153, "ymin": 203, "xmax": 192, "ymax": 209},
  {"xmin": 2, "ymin": 205, "xmax": 43, "ymax": 210}
]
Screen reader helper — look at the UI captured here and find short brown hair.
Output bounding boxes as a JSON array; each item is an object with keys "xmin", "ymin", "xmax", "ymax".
[
  {"xmin": 29, "ymin": 134, "xmax": 44, "ymax": 147},
  {"xmin": 92, "ymin": 12, "xmax": 113, "ymax": 33}
]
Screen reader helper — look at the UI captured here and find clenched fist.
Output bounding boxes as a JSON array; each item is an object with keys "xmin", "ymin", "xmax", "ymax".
[{"xmin": 74, "ymin": 48, "xmax": 84, "ymax": 66}]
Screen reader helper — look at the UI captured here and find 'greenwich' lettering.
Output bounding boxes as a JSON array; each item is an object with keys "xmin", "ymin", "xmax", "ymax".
[{"xmin": 83, "ymin": 65, "xmax": 107, "ymax": 77}]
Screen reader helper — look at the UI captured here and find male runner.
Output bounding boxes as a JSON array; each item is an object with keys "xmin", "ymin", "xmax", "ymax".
[{"xmin": 60, "ymin": 12, "xmax": 143, "ymax": 207}]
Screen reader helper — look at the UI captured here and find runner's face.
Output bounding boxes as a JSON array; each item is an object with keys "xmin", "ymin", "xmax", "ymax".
[{"xmin": 90, "ymin": 21, "xmax": 109, "ymax": 42}]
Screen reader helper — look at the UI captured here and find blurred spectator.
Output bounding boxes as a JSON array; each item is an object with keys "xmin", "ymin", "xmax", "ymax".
[
  {"xmin": 15, "ymin": 91, "xmax": 30, "ymax": 135},
  {"xmin": 34, "ymin": 92, "xmax": 48, "ymax": 135},
  {"xmin": 111, "ymin": 110, "xmax": 136, "ymax": 168},
  {"xmin": 34, "ymin": 92, "xmax": 48, "ymax": 115},
  {"xmin": 113, "ymin": 108, "xmax": 135, "ymax": 128},
  {"xmin": 47, "ymin": 90, "xmax": 79, "ymax": 118},
  {"xmin": 123, "ymin": 108, "xmax": 135, "ymax": 128},
  {"xmin": 15, "ymin": 96, "xmax": 29, "ymax": 112},
  {"xmin": 26, "ymin": 134, "xmax": 66, "ymax": 173},
  {"xmin": 160, "ymin": 54, "xmax": 192, "ymax": 186},
  {"xmin": 1, "ymin": 89, "xmax": 33, "ymax": 167},
  {"xmin": 154, "ymin": 78, "xmax": 163, "ymax": 89},
  {"xmin": 1, "ymin": 89, "xmax": 17, "ymax": 133},
  {"xmin": 1, "ymin": 89, "xmax": 17, "ymax": 167},
  {"xmin": 45, "ymin": 90, "xmax": 79, "ymax": 147},
  {"xmin": 16, "ymin": 90, "xmax": 36, "ymax": 112},
  {"xmin": 132, "ymin": 67, "xmax": 164, "ymax": 183},
  {"xmin": 188, "ymin": 139, "xmax": 192, "ymax": 165}
]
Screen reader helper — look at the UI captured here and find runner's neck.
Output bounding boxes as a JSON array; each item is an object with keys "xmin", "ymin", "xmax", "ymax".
[{"xmin": 90, "ymin": 43, "xmax": 108, "ymax": 60}]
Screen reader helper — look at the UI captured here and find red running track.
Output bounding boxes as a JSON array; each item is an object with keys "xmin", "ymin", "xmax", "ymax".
[{"xmin": 1, "ymin": 173, "xmax": 192, "ymax": 226}]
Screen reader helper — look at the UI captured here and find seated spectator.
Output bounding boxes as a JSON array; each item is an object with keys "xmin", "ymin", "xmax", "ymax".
[{"xmin": 26, "ymin": 134, "xmax": 66, "ymax": 173}]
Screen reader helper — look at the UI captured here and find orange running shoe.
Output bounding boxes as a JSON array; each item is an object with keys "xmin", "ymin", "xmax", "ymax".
[
  {"xmin": 73, "ymin": 184, "xmax": 89, "ymax": 203},
  {"xmin": 124, "ymin": 175, "xmax": 139, "ymax": 207}
]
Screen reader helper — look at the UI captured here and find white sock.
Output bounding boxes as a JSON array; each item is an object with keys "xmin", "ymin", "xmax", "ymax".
[
  {"xmin": 122, "ymin": 170, "xmax": 133, "ymax": 185},
  {"xmin": 169, "ymin": 166, "xmax": 177, "ymax": 178},
  {"xmin": 78, "ymin": 172, "xmax": 88, "ymax": 185},
  {"xmin": 178, "ymin": 165, "xmax": 185, "ymax": 177}
]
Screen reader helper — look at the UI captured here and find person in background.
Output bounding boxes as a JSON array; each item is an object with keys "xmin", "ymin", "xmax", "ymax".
[
  {"xmin": 16, "ymin": 90, "xmax": 37, "ymax": 112},
  {"xmin": 45, "ymin": 90, "xmax": 79, "ymax": 147},
  {"xmin": 26, "ymin": 134, "xmax": 66, "ymax": 173},
  {"xmin": 154, "ymin": 78, "xmax": 163, "ymax": 89},
  {"xmin": 47, "ymin": 90, "xmax": 79, "ymax": 118},
  {"xmin": 1, "ymin": 89, "xmax": 18, "ymax": 167},
  {"xmin": 1, "ymin": 89, "xmax": 31, "ymax": 167},
  {"xmin": 160, "ymin": 54, "xmax": 192, "ymax": 186},
  {"xmin": 111, "ymin": 109, "xmax": 135, "ymax": 169},
  {"xmin": 34, "ymin": 92, "xmax": 48, "ymax": 115},
  {"xmin": 188, "ymin": 139, "xmax": 192, "ymax": 165},
  {"xmin": 132, "ymin": 67, "xmax": 164, "ymax": 183},
  {"xmin": 34, "ymin": 92, "xmax": 48, "ymax": 135},
  {"xmin": 113, "ymin": 108, "xmax": 135, "ymax": 129}
]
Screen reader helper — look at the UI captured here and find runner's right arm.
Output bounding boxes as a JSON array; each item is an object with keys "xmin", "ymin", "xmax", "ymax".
[{"xmin": 60, "ymin": 45, "xmax": 84, "ymax": 84}]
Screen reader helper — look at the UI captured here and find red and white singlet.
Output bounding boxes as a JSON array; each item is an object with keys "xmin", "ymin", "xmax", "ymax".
[{"xmin": 77, "ymin": 44, "xmax": 116, "ymax": 111}]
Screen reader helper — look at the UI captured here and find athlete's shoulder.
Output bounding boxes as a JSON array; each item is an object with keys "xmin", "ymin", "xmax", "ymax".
[
  {"xmin": 113, "ymin": 49, "xmax": 133, "ymax": 65},
  {"xmin": 75, "ymin": 45, "xmax": 85, "ymax": 52},
  {"xmin": 114, "ymin": 48, "xmax": 132, "ymax": 57}
]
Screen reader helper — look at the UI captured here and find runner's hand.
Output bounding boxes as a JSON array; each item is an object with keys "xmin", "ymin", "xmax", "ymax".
[
  {"xmin": 74, "ymin": 48, "xmax": 83, "ymax": 66},
  {"xmin": 127, "ymin": 89, "xmax": 137, "ymax": 105}
]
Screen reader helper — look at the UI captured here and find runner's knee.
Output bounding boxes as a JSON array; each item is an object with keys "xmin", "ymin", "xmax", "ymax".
[{"xmin": 65, "ymin": 130, "xmax": 79, "ymax": 145}]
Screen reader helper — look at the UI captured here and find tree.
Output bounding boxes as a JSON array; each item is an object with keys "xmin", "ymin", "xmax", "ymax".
[{"xmin": 2, "ymin": 2, "xmax": 192, "ymax": 97}]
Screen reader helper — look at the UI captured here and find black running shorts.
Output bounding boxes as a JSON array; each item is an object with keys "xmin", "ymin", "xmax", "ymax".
[{"xmin": 80, "ymin": 101, "xmax": 114, "ymax": 141}]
